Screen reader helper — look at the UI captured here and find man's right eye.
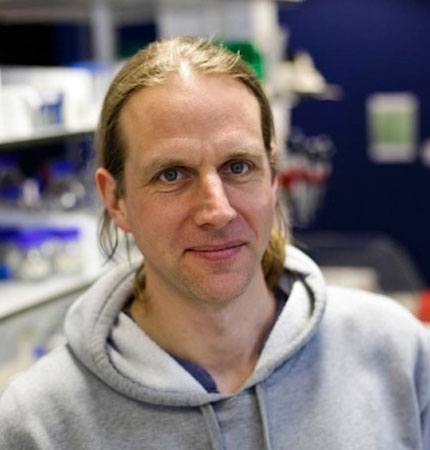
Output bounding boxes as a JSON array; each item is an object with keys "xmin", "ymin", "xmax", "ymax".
[{"xmin": 158, "ymin": 168, "xmax": 182, "ymax": 183}]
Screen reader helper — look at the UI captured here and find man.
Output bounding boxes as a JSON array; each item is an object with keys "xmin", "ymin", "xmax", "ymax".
[{"xmin": 1, "ymin": 36, "xmax": 429, "ymax": 449}]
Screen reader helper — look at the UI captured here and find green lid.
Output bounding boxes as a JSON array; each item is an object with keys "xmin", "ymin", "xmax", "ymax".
[
  {"xmin": 216, "ymin": 40, "xmax": 266, "ymax": 81},
  {"xmin": 119, "ymin": 38, "xmax": 266, "ymax": 81}
]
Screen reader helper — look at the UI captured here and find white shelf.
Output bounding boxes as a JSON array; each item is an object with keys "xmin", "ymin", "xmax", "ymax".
[
  {"xmin": 0, "ymin": 270, "xmax": 101, "ymax": 319},
  {"xmin": 0, "ymin": 0, "xmax": 156, "ymax": 24},
  {"xmin": 0, "ymin": 125, "xmax": 94, "ymax": 148}
]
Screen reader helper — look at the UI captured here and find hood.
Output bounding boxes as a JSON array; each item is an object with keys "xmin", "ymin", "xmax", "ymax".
[{"xmin": 64, "ymin": 246, "xmax": 326, "ymax": 407}]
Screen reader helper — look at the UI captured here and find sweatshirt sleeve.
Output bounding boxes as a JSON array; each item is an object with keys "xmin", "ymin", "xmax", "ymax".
[
  {"xmin": 0, "ymin": 382, "xmax": 49, "ymax": 450},
  {"xmin": 423, "ymin": 403, "xmax": 430, "ymax": 450},
  {"xmin": 417, "ymin": 328, "xmax": 430, "ymax": 449}
]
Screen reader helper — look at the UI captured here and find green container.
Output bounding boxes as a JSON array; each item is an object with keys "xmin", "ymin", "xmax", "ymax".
[
  {"xmin": 216, "ymin": 40, "xmax": 266, "ymax": 81},
  {"xmin": 119, "ymin": 39, "xmax": 266, "ymax": 81}
]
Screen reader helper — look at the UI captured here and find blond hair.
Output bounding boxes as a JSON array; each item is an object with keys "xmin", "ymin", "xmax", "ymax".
[{"xmin": 97, "ymin": 35, "xmax": 288, "ymax": 289}]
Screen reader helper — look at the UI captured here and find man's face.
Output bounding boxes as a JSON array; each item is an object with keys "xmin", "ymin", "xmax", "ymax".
[{"xmin": 113, "ymin": 74, "xmax": 277, "ymax": 304}]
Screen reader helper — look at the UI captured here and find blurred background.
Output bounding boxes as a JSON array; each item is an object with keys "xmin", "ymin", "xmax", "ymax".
[{"xmin": 0, "ymin": 0, "xmax": 429, "ymax": 387}]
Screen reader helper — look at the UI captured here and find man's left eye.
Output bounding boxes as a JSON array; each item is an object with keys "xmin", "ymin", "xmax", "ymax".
[{"xmin": 227, "ymin": 161, "xmax": 249, "ymax": 175}]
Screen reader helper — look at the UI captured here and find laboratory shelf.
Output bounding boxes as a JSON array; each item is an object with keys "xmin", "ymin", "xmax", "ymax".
[
  {"xmin": 0, "ymin": 125, "xmax": 94, "ymax": 150},
  {"xmin": 0, "ymin": 210, "xmax": 106, "ymax": 320},
  {"xmin": 0, "ymin": 269, "xmax": 101, "ymax": 320},
  {"xmin": 0, "ymin": 0, "xmax": 304, "ymax": 24}
]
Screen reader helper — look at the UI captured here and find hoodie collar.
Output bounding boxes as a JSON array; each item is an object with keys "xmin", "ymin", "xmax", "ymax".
[{"xmin": 65, "ymin": 246, "xmax": 327, "ymax": 407}]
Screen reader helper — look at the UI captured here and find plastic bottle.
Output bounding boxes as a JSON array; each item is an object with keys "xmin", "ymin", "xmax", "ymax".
[
  {"xmin": 0, "ymin": 156, "xmax": 24, "ymax": 208},
  {"xmin": 0, "ymin": 227, "xmax": 19, "ymax": 280},
  {"xmin": 15, "ymin": 227, "xmax": 52, "ymax": 281},
  {"xmin": 43, "ymin": 159, "xmax": 86, "ymax": 211},
  {"xmin": 50, "ymin": 226, "xmax": 83, "ymax": 275}
]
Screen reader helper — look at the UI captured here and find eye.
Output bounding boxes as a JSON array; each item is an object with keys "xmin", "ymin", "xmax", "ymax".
[
  {"xmin": 158, "ymin": 168, "xmax": 182, "ymax": 183},
  {"xmin": 225, "ymin": 161, "xmax": 251, "ymax": 175}
]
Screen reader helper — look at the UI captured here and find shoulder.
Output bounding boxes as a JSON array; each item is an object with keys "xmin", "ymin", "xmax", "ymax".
[
  {"xmin": 323, "ymin": 286, "xmax": 430, "ymax": 378},
  {"xmin": 321, "ymin": 286, "xmax": 430, "ymax": 408},
  {"xmin": 2, "ymin": 344, "xmax": 87, "ymax": 395},
  {"xmin": 323, "ymin": 285, "xmax": 430, "ymax": 344},
  {"xmin": 324, "ymin": 285, "xmax": 427, "ymax": 337},
  {"xmin": 0, "ymin": 345, "xmax": 98, "ymax": 433}
]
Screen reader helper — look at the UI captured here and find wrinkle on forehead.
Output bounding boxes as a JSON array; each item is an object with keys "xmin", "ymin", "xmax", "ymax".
[{"xmin": 119, "ymin": 73, "xmax": 263, "ymax": 164}]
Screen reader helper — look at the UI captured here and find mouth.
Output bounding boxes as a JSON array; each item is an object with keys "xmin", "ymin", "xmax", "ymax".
[
  {"xmin": 186, "ymin": 241, "xmax": 246, "ymax": 261},
  {"xmin": 188, "ymin": 241, "xmax": 245, "ymax": 252}
]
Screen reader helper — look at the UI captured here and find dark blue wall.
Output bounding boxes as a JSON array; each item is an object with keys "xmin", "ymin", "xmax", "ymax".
[{"xmin": 278, "ymin": 0, "xmax": 430, "ymax": 285}]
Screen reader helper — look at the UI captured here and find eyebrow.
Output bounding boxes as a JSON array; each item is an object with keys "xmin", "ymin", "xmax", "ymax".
[{"xmin": 139, "ymin": 149, "xmax": 266, "ymax": 180}]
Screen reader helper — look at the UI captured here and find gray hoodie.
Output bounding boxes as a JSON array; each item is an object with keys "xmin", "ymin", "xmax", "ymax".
[{"xmin": 1, "ymin": 246, "xmax": 429, "ymax": 449}]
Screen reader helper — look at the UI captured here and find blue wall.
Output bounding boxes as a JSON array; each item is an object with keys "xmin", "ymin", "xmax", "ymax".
[{"xmin": 278, "ymin": 0, "xmax": 430, "ymax": 285}]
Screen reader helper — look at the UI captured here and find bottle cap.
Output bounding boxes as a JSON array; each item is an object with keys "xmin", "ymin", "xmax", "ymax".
[
  {"xmin": 0, "ymin": 227, "xmax": 19, "ymax": 242},
  {"xmin": 50, "ymin": 227, "xmax": 81, "ymax": 241},
  {"xmin": 50, "ymin": 159, "xmax": 74, "ymax": 178},
  {"xmin": 17, "ymin": 227, "xmax": 50, "ymax": 250},
  {"xmin": 417, "ymin": 289, "xmax": 430, "ymax": 323}
]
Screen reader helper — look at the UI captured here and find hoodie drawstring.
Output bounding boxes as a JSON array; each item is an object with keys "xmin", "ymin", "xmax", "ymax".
[
  {"xmin": 256, "ymin": 384, "xmax": 273, "ymax": 450},
  {"xmin": 202, "ymin": 404, "xmax": 224, "ymax": 450},
  {"xmin": 200, "ymin": 385, "xmax": 272, "ymax": 450}
]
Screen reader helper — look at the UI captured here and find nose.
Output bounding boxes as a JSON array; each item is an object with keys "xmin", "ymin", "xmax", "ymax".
[{"xmin": 193, "ymin": 175, "xmax": 237, "ymax": 228}]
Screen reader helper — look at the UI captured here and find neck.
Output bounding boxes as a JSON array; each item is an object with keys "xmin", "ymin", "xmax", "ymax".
[{"xmin": 131, "ymin": 268, "xmax": 277, "ymax": 394}]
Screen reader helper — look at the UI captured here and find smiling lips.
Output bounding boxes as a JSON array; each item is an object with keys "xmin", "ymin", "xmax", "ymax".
[{"xmin": 186, "ymin": 241, "xmax": 246, "ymax": 262}]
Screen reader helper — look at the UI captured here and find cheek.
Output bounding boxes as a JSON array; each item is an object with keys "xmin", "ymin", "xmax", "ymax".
[
  {"xmin": 231, "ymin": 185, "xmax": 275, "ymax": 229},
  {"xmin": 126, "ymin": 195, "xmax": 188, "ymax": 244}
]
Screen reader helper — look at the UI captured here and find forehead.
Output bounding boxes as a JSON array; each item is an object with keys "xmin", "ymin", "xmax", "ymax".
[{"xmin": 118, "ymin": 74, "xmax": 263, "ymax": 157}]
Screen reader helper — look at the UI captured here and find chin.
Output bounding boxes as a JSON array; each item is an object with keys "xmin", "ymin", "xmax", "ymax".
[{"xmin": 185, "ymin": 271, "xmax": 253, "ymax": 304}]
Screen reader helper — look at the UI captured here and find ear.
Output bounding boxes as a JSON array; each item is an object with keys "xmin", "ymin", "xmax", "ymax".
[{"xmin": 95, "ymin": 168, "xmax": 131, "ymax": 232}]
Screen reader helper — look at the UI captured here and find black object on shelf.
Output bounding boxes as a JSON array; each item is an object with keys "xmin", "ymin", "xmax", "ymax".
[{"xmin": 295, "ymin": 231, "xmax": 425, "ymax": 293}]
